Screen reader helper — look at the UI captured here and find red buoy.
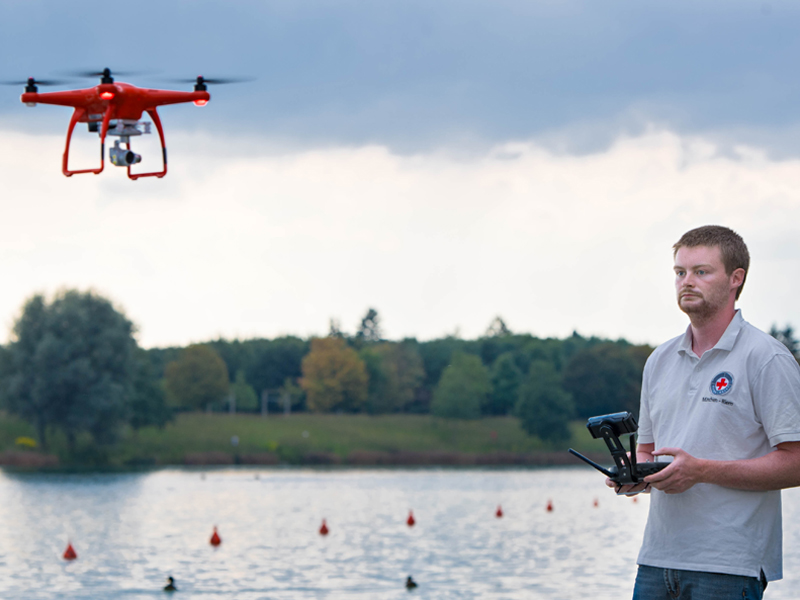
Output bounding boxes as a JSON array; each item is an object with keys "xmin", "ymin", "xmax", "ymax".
[
  {"xmin": 63, "ymin": 542, "xmax": 77, "ymax": 560},
  {"xmin": 632, "ymin": 496, "xmax": 638, "ymax": 504},
  {"xmin": 593, "ymin": 498, "xmax": 599, "ymax": 508},
  {"xmin": 495, "ymin": 505, "xmax": 503, "ymax": 518},
  {"xmin": 546, "ymin": 499, "xmax": 553, "ymax": 512},
  {"xmin": 406, "ymin": 510, "xmax": 415, "ymax": 527},
  {"xmin": 210, "ymin": 526, "xmax": 221, "ymax": 546},
  {"xmin": 319, "ymin": 519, "xmax": 329, "ymax": 536}
]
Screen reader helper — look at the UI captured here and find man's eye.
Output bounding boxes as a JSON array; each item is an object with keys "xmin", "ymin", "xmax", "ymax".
[{"xmin": 697, "ymin": 270, "xmax": 705, "ymax": 275}]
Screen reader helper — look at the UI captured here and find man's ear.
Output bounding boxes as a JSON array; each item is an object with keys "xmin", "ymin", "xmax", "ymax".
[{"xmin": 731, "ymin": 268, "xmax": 745, "ymax": 290}]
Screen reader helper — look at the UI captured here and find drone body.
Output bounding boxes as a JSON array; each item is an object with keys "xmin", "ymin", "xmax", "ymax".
[{"xmin": 17, "ymin": 69, "xmax": 211, "ymax": 180}]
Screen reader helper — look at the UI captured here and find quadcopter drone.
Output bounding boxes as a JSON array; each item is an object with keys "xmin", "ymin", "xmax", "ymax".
[{"xmin": 8, "ymin": 68, "xmax": 240, "ymax": 180}]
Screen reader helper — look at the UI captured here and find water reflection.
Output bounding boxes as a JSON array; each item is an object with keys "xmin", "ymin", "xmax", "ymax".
[{"xmin": 0, "ymin": 468, "xmax": 798, "ymax": 599}]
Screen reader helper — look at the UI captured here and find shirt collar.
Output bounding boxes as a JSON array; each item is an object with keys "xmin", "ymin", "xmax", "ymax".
[
  {"xmin": 678, "ymin": 309, "xmax": 744, "ymax": 357},
  {"xmin": 715, "ymin": 309, "xmax": 744, "ymax": 351}
]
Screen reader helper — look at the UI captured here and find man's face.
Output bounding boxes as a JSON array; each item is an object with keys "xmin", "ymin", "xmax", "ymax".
[{"xmin": 674, "ymin": 245, "xmax": 739, "ymax": 321}]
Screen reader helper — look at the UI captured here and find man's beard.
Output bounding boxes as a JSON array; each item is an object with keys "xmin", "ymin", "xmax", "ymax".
[{"xmin": 677, "ymin": 288, "xmax": 727, "ymax": 323}]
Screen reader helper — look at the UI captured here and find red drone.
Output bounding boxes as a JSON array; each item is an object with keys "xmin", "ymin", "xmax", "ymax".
[{"xmin": 9, "ymin": 68, "xmax": 239, "ymax": 180}]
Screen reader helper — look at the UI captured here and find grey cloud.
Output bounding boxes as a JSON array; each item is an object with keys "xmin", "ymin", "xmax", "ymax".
[{"xmin": 3, "ymin": 0, "xmax": 800, "ymax": 154}]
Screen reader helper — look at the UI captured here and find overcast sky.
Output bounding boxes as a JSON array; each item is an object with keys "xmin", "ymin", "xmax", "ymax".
[{"xmin": 1, "ymin": 1, "xmax": 799, "ymax": 348}]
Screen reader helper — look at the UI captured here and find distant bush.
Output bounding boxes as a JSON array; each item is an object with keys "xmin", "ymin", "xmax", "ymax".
[
  {"xmin": 431, "ymin": 353, "xmax": 491, "ymax": 419},
  {"xmin": 165, "ymin": 344, "xmax": 230, "ymax": 411},
  {"xmin": 301, "ymin": 337, "xmax": 368, "ymax": 412},
  {"xmin": 516, "ymin": 361, "xmax": 574, "ymax": 444}
]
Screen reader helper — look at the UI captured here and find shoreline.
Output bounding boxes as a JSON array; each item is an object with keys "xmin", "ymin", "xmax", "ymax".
[{"xmin": 0, "ymin": 448, "xmax": 608, "ymax": 471}]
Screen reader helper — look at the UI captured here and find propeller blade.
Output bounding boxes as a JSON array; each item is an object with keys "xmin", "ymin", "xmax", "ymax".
[
  {"xmin": 59, "ymin": 68, "xmax": 154, "ymax": 79},
  {"xmin": 0, "ymin": 78, "xmax": 70, "ymax": 86},
  {"xmin": 168, "ymin": 76, "xmax": 255, "ymax": 85},
  {"xmin": 200, "ymin": 77, "xmax": 254, "ymax": 85}
]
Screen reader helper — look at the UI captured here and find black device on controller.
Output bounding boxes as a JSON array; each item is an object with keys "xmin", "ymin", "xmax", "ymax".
[{"xmin": 568, "ymin": 412, "xmax": 668, "ymax": 485}]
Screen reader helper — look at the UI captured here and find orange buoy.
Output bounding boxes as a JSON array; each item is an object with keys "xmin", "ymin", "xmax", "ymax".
[
  {"xmin": 495, "ymin": 505, "xmax": 503, "ymax": 518},
  {"xmin": 546, "ymin": 499, "xmax": 553, "ymax": 512},
  {"xmin": 593, "ymin": 498, "xmax": 599, "ymax": 508},
  {"xmin": 210, "ymin": 526, "xmax": 221, "ymax": 546},
  {"xmin": 63, "ymin": 542, "xmax": 77, "ymax": 560},
  {"xmin": 319, "ymin": 519, "xmax": 329, "ymax": 536},
  {"xmin": 632, "ymin": 496, "xmax": 638, "ymax": 504},
  {"xmin": 406, "ymin": 510, "xmax": 415, "ymax": 527}
]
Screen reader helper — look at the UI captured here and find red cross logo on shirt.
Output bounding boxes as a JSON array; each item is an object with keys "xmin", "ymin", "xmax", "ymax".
[{"xmin": 710, "ymin": 372, "xmax": 733, "ymax": 395}]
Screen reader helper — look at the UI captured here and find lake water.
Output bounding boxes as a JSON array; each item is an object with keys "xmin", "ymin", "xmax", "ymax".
[{"xmin": 1, "ymin": 467, "xmax": 800, "ymax": 599}]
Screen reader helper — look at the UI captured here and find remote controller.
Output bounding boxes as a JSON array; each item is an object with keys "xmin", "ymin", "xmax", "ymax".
[{"xmin": 568, "ymin": 412, "xmax": 669, "ymax": 485}]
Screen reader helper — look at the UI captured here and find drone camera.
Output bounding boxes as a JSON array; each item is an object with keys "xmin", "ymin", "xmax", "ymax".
[{"xmin": 109, "ymin": 145, "xmax": 142, "ymax": 167}]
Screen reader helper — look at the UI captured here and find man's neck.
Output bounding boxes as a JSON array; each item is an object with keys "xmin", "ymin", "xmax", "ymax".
[{"xmin": 690, "ymin": 306, "xmax": 737, "ymax": 357}]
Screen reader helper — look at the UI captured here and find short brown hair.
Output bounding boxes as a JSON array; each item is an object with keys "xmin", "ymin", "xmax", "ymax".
[{"xmin": 673, "ymin": 225, "xmax": 750, "ymax": 299}]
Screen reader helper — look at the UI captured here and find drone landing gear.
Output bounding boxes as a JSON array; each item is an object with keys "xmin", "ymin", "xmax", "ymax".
[
  {"xmin": 62, "ymin": 107, "xmax": 167, "ymax": 180},
  {"xmin": 127, "ymin": 109, "xmax": 167, "ymax": 180},
  {"xmin": 63, "ymin": 107, "xmax": 105, "ymax": 177}
]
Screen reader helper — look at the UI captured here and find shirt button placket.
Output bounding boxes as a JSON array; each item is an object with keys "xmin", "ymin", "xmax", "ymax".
[{"xmin": 688, "ymin": 361, "xmax": 700, "ymax": 398}]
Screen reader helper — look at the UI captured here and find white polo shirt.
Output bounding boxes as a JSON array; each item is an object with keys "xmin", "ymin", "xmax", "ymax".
[{"xmin": 637, "ymin": 310, "xmax": 800, "ymax": 581}]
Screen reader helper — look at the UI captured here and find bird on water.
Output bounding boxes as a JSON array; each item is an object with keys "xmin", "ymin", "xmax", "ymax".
[
  {"xmin": 164, "ymin": 576, "xmax": 177, "ymax": 592},
  {"xmin": 406, "ymin": 576, "xmax": 418, "ymax": 590}
]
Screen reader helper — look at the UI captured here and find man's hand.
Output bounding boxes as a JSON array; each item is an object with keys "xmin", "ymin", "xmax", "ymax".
[
  {"xmin": 645, "ymin": 447, "xmax": 704, "ymax": 494},
  {"xmin": 603, "ymin": 446, "xmax": 655, "ymax": 495},
  {"xmin": 606, "ymin": 477, "xmax": 650, "ymax": 495}
]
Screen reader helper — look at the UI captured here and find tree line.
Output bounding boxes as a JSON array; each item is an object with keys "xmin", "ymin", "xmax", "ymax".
[
  {"xmin": 1, "ymin": 290, "xmax": 798, "ymax": 452},
  {"xmin": 154, "ymin": 311, "xmax": 656, "ymax": 442}
]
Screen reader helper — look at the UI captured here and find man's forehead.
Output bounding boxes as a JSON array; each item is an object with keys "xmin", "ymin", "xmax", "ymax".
[{"xmin": 674, "ymin": 244, "xmax": 723, "ymax": 266}]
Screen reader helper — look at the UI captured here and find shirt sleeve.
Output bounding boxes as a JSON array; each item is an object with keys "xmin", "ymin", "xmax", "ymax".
[
  {"xmin": 752, "ymin": 353, "xmax": 800, "ymax": 447},
  {"xmin": 637, "ymin": 355, "xmax": 654, "ymax": 445}
]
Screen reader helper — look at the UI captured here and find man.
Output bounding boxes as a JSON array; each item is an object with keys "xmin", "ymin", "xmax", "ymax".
[{"xmin": 613, "ymin": 225, "xmax": 800, "ymax": 600}]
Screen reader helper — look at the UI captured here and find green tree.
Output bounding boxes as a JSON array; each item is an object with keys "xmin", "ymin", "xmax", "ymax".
[
  {"xmin": 518, "ymin": 337, "xmax": 565, "ymax": 373},
  {"xmin": 300, "ymin": 337, "xmax": 368, "ymax": 412},
  {"xmin": 516, "ymin": 360, "xmax": 574, "ymax": 444},
  {"xmin": 484, "ymin": 316, "xmax": 512, "ymax": 337},
  {"xmin": 129, "ymin": 349, "xmax": 172, "ymax": 431},
  {"xmin": 360, "ymin": 346, "xmax": 389, "ymax": 413},
  {"xmin": 562, "ymin": 342, "xmax": 651, "ymax": 419},
  {"xmin": 244, "ymin": 336, "xmax": 308, "ymax": 394},
  {"xmin": 417, "ymin": 337, "xmax": 478, "ymax": 392},
  {"xmin": 431, "ymin": 352, "xmax": 491, "ymax": 419},
  {"xmin": 486, "ymin": 352, "xmax": 522, "ymax": 415},
  {"xmin": 355, "ymin": 308, "xmax": 382, "ymax": 345},
  {"xmin": 0, "ymin": 290, "xmax": 137, "ymax": 451},
  {"xmin": 231, "ymin": 369, "xmax": 258, "ymax": 411},
  {"xmin": 164, "ymin": 344, "xmax": 229, "ymax": 410},
  {"xmin": 361, "ymin": 341, "xmax": 425, "ymax": 414}
]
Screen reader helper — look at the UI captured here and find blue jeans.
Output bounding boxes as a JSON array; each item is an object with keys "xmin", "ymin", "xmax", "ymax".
[{"xmin": 632, "ymin": 566, "xmax": 766, "ymax": 600}]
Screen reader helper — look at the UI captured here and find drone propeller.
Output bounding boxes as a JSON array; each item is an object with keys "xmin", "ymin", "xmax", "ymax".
[
  {"xmin": 168, "ymin": 75, "xmax": 254, "ymax": 92},
  {"xmin": 61, "ymin": 68, "xmax": 153, "ymax": 84},
  {"xmin": 0, "ymin": 77, "xmax": 70, "ymax": 93},
  {"xmin": 174, "ymin": 76, "xmax": 253, "ymax": 85},
  {"xmin": 0, "ymin": 77, "xmax": 68, "ymax": 86}
]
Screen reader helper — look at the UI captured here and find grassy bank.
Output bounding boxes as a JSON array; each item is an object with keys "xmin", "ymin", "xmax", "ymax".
[{"xmin": 0, "ymin": 412, "xmax": 608, "ymax": 468}]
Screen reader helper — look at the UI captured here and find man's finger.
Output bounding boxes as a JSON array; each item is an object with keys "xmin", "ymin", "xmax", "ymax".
[
  {"xmin": 644, "ymin": 464, "xmax": 674, "ymax": 484},
  {"xmin": 616, "ymin": 481, "xmax": 649, "ymax": 495},
  {"xmin": 652, "ymin": 447, "xmax": 680, "ymax": 458}
]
